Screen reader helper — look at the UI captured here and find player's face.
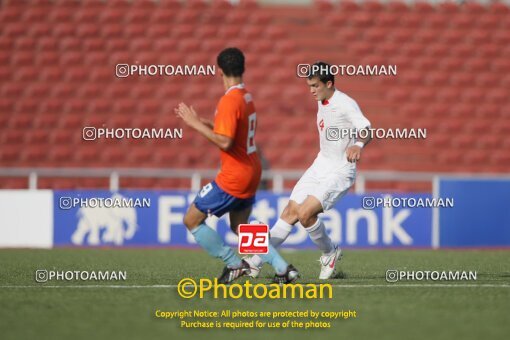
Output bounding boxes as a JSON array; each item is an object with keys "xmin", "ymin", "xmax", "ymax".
[{"xmin": 306, "ymin": 77, "xmax": 332, "ymax": 101}]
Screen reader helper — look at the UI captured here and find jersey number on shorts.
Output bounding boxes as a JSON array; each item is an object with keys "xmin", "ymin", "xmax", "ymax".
[
  {"xmin": 247, "ymin": 113, "xmax": 257, "ymax": 155},
  {"xmin": 199, "ymin": 183, "xmax": 213, "ymax": 198}
]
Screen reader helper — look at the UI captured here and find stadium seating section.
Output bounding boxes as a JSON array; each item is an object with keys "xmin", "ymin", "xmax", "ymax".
[{"xmin": 1, "ymin": 0, "xmax": 509, "ymax": 189}]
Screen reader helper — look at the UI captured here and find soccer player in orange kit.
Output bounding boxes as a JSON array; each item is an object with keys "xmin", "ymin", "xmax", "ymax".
[{"xmin": 175, "ymin": 48, "xmax": 298, "ymax": 284}]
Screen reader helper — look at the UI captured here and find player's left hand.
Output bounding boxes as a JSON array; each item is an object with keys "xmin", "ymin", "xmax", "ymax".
[
  {"xmin": 175, "ymin": 103, "xmax": 200, "ymax": 128},
  {"xmin": 346, "ymin": 145, "xmax": 362, "ymax": 163}
]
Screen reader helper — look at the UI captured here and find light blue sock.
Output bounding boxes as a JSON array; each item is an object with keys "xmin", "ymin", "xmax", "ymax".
[
  {"xmin": 259, "ymin": 244, "xmax": 288, "ymax": 275},
  {"xmin": 191, "ymin": 224, "xmax": 242, "ymax": 268}
]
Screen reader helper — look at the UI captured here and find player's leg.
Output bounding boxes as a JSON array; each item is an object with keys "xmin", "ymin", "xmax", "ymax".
[
  {"xmin": 185, "ymin": 182, "xmax": 251, "ymax": 284},
  {"xmin": 183, "ymin": 203, "xmax": 243, "ymax": 270},
  {"xmin": 271, "ymin": 200, "xmax": 300, "ymax": 245},
  {"xmin": 245, "ymin": 200, "xmax": 299, "ymax": 276},
  {"xmin": 298, "ymin": 195, "xmax": 334, "ymax": 253},
  {"xmin": 228, "ymin": 204, "xmax": 252, "ymax": 235},
  {"xmin": 246, "ymin": 168, "xmax": 316, "ymax": 276},
  {"xmin": 297, "ymin": 195, "xmax": 341, "ymax": 280},
  {"xmin": 230, "ymin": 201, "xmax": 299, "ymax": 283},
  {"xmin": 305, "ymin": 170, "xmax": 355, "ymax": 279}
]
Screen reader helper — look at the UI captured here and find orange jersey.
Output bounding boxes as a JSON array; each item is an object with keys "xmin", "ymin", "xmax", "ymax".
[{"xmin": 213, "ymin": 84, "xmax": 261, "ymax": 199}]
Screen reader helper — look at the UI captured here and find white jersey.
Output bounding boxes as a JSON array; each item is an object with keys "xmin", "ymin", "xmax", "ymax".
[{"xmin": 316, "ymin": 89, "xmax": 371, "ymax": 169}]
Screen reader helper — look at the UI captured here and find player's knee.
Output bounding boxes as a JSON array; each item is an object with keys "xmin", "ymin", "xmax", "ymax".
[
  {"xmin": 183, "ymin": 213, "xmax": 199, "ymax": 230},
  {"xmin": 281, "ymin": 204, "xmax": 299, "ymax": 223},
  {"xmin": 230, "ymin": 224, "xmax": 239, "ymax": 235},
  {"xmin": 298, "ymin": 210, "xmax": 317, "ymax": 228}
]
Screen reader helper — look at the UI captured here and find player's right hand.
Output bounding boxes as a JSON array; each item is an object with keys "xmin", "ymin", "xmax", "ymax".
[
  {"xmin": 175, "ymin": 103, "xmax": 200, "ymax": 129},
  {"xmin": 346, "ymin": 145, "xmax": 362, "ymax": 163}
]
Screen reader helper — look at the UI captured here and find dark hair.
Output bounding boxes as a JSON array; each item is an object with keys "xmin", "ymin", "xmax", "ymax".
[
  {"xmin": 217, "ymin": 47, "xmax": 245, "ymax": 77},
  {"xmin": 308, "ymin": 61, "xmax": 335, "ymax": 85}
]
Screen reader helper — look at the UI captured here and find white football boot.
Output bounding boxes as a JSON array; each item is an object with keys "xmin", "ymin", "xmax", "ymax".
[
  {"xmin": 243, "ymin": 256, "xmax": 263, "ymax": 279},
  {"xmin": 319, "ymin": 245, "xmax": 342, "ymax": 279}
]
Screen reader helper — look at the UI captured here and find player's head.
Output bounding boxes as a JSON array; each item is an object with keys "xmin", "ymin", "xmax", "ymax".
[
  {"xmin": 217, "ymin": 47, "xmax": 245, "ymax": 78},
  {"xmin": 306, "ymin": 61, "xmax": 335, "ymax": 101}
]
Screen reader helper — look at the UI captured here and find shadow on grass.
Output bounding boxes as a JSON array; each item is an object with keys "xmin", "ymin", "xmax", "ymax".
[{"xmin": 332, "ymin": 271, "xmax": 347, "ymax": 279}]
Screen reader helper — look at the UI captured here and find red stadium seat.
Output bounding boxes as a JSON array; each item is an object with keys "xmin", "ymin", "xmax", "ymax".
[
  {"xmin": 59, "ymin": 115, "xmax": 83, "ymax": 129},
  {"xmin": 23, "ymin": 145, "xmax": 47, "ymax": 164},
  {"xmin": 0, "ymin": 37, "xmax": 14, "ymax": 54},
  {"xmin": 153, "ymin": 178, "xmax": 191, "ymax": 190},
  {"xmin": 477, "ymin": 14, "xmax": 501, "ymax": 30},
  {"xmin": 124, "ymin": 24, "xmax": 145, "ymax": 39},
  {"xmin": 101, "ymin": 146, "xmax": 125, "ymax": 163},
  {"xmin": 460, "ymin": 89, "xmax": 484, "ymax": 104},
  {"xmin": 178, "ymin": 39, "xmax": 201, "ymax": 52},
  {"xmin": 412, "ymin": 88, "xmax": 435, "ymax": 102},
  {"xmin": 248, "ymin": 11, "xmax": 271, "ymax": 25},
  {"xmin": 50, "ymin": 145, "xmax": 74, "ymax": 163},
  {"xmin": 450, "ymin": 104, "xmax": 472, "ymax": 117},
  {"xmin": 14, "ymin": 66, "xmax": 39, "ymax": 82},
  {"xmin": 436, "ymin": 150, "xmax": 463, "ymax": 164},
  {"xmin": 0, "ymin": 146, "xmax": 22, "ymax": 164},
  {"xmin": 129, "ymin": 37, "xmax": 152, "ymax": 52},
  {"xmin": 145, "ymin": 26, "xmax": 169, "ymax": 41},
  {"xmin": 15, "ymin": 37, "xmax": 36, "ymax": 51},
  {"xmin": 375, "ymin": 12, "xmax": 399, "ymax": 27},
  {"xmin": 120, "ymin": 178, "xmax": 157, "ymax": 189},
  {"xmin": 490, "ymin": 151, "xmax": 510, "ymax": 166},
  {"xmin": 0, "ymin": 178, "xmax": 28, "ymax": 189},
  {"xmin": 0, "ymin": 98, "xmax": 14, "ymax": 113},
  {"xmin": 127, "ymin": 147, "xmax": 153, "ymax": 165},
  {"xmin": 0, "ymin": 7, "xmax": 23, "ymax": 22},
  {"xmin": 493, "ymin": 59, "xmax": 510, "ymax": 73},
  {"xmin": 424, "ymin": 71, "xmax": 449, "ymax": 86},
  {"xmin": 2, "ymin": 129, "xmax": 24, "ymax": 145},
  {"xmin": 26, "ymin": 129, "xmax": 49, "ymax": 145},
  {"xmin": 241, "ymin": 25, "xmax": 265, "ymax": 41},
  {"xmin": 1, "ymin": 0, "xmax": 509, "ymax": 186},
  {"xmin": 451, "ymin": 134, "xmax": 476, "ymax": 149},
  {"xmin": 74, "ymin": 8, "xmax": 99, "ymax": 23},
  {"xmin": 4, "ymin": 22, "xmax": 28, "ymax": 37},
  {"xmin": 314, "ymin": 0, "xmax": 334, "ymax": 12},
  {"xmin": 413, "ymin": 1, "xmax": 434, "ymax": 13},
  {"xmin": 425, "ymin": 13, "xmax": 449, "ymax": 29},
  {"xmin": 125, "ymin": 9, "xmax": 152, "ymax": 24},
  {"xmin": 476, "ymin": 104, "xmax": 500, "ymax": 118},
  {"xmin": 339, "ymin": 0, "xmax": 360, "ymax": 12},
  {"xmin": 363, "ymin": 29, "xmax": 387, "ymax": 44},
  {"xmin": 101, "ymin": 25, "xmax": 124, "ymax": 39},
  {"xmin": 195, "ymin": 25, "xmax": 218, "ymax": 40},
  {"xmin": 226, "ymin": 10, "xmax": 250, "ymax": 25},
  {"xmin": 38, "ymin": 178, "xmax": 77, "ymax": 190},
  {"xmin": 486, "ymin": 89, "xmax": 507, "ymax": 104},
  {"xmin": 362, "ymin": 0, "xmax": 384, "ymax": 12}
]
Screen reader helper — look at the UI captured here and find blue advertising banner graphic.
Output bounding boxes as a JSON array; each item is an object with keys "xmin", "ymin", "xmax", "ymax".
[
  {"xmin": 53, "ymin": 191, "xmax": 433, "ymax": 248},
  {"xmin": 439, "ymin": 179, "xmax": 510, "ymax": 247}
]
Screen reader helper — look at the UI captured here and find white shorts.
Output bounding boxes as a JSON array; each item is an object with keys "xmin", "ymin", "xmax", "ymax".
[{"xmin": 289, "ymin": 155, "xmax": 355, "ymax": 211}]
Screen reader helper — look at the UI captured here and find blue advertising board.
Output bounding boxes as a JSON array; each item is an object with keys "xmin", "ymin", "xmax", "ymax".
[
  {"xmin": 53, "ymin": 191, "xmax": 433, "ymax": 248},
  {"xmin": 439, "ymin": 179, "xmax": 510, "ymax": 247}
]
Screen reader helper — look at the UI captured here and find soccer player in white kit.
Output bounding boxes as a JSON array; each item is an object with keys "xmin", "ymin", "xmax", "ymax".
[{"xmin": 246, "ymin": 61, "xmax": 372, "ymax": 279}]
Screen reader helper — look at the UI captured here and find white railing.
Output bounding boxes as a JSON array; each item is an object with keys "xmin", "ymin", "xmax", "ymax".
[{"xmin": 1, "ymin": 168, "xmax": 510, "ymax": 193}]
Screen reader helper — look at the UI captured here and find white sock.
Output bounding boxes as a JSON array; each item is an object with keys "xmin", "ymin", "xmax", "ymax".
[
  {"xmin": 306, "ymin": 218, "xmax": 334, "ymax": 255},
  {"xmin": 251, "ymin": 219, "xmax": 293, "ymax": 267},
  {"xmin": 269, "ymin": 218, "xmax": 293, "ymax": 247}
]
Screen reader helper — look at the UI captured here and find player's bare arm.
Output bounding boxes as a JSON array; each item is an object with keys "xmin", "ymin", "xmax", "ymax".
[
  {"xmin": 175, "ymin": 102, "xmax": 233, "ymax": 151},
  {"xmin": 346, "ymin": 126, "xmax": 372, "ymax": 163},
  {"xmin": 199, "ymin": 117, "xmax": 214, "ymax": 129}
]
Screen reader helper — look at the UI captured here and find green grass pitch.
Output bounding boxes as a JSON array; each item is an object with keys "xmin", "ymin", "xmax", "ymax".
[{"xmin": 0, "ymin": 249, "xmax": 509, "ymax": 340}]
